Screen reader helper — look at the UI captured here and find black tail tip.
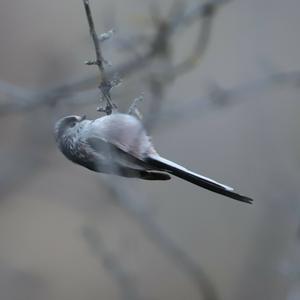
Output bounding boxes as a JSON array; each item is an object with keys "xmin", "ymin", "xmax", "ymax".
[{"xmin": 240, "ymin": 195, "xmax": 253, "ymax": 204}]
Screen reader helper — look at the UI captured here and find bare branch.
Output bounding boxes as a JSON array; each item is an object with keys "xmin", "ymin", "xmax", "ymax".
[{"xmin": 83, "ymin": 0, "xmax": 115, "ymax": 114}]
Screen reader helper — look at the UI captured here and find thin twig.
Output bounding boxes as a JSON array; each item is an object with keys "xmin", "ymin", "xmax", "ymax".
[
  {"xmin": 83, "ymin": 0, "xmax": 115, "ymax": 114},
  {"xmin": 128, "ymin": 95, "xmax": 144, "ymax": 119}
]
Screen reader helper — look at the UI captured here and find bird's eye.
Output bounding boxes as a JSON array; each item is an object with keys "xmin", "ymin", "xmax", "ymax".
[{"xmin": 70, "ymin": 122, "xmax": 76, "ymax": 128}]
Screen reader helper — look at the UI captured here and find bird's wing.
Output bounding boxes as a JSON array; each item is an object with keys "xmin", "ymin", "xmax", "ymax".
[{"xmin": 86, "ymin": 136, "xmax": 170, "ymax": 180}]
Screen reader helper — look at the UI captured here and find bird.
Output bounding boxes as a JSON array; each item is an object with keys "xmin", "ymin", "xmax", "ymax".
[{"xmin": 54, "ymin": 113, "xmax": 252, "ymax": 204}]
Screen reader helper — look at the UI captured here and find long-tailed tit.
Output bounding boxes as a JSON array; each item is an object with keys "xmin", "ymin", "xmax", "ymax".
[{"xmin": 55, "ymin": 113, "xmax": 252, "ymax": 204}]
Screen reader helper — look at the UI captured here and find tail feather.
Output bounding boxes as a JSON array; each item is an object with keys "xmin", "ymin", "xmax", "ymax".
[
  {"xmin": 140, "ymin": 171, "xmax": 171, "ymax": 181},
  {"xmin": 146, "ymin": 156, "xmax": 253, "ymax": 204}
]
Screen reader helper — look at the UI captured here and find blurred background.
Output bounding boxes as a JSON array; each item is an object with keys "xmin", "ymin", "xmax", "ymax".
[{"xmin": 0, "ymin": 0, "xmax": 300, "ymax": 299}]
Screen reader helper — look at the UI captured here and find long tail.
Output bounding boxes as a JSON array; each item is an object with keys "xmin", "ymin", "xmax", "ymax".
[{"xmin": 146, "ymin": 155, "xmax": 253, "ymax": 204}]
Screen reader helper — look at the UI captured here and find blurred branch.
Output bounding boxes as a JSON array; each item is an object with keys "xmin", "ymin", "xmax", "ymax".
[
  {"xmin": 142, "ymin": 0, "xmax": 221, "ymax": 131},
  {"xmin": 170, "ymin": 0, "xmax": 229, "ymax": 31},
  {"xmin": 0, "ymin": 81, "xmax": 37, "ymax": 114},
  {"xmin": 166, "ymin": 2, "xmax": 216, "ymax": 80},
  {"xmin": 0, "ymin": 0, "xmax": 227, "ymax": 114},
  {"xmin": 0, "ymin": 81, "xmax": 34, "ymax": 104},
  {"xmin": 82, "ymin": 225, "xmax": 143, "ymax": 300},
  {"xmin": 105, "ymin": 180, "xmax": 219, "ymax": 300},
  {"xmin": 154, "ymin": 70, "xmax": 300, "ymax": 126}
]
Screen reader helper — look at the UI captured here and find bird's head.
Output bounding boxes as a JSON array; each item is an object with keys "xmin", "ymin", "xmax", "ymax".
[{"xmin": 54, "ymin": 115, "xmax": 86, "ymax": 142}]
